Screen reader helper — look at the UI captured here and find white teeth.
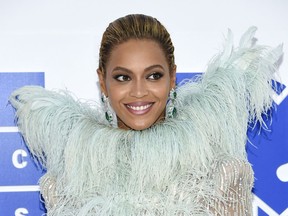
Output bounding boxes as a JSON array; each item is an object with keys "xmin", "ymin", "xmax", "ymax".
[{"xmin": 127, "ymin": 104, "xmax": 152, "ymax": 111}]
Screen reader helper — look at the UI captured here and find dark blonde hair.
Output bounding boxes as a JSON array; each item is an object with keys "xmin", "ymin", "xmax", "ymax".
[{"xmin": 98, "ymin": 14, "xmax": 175, "ymax": 75}]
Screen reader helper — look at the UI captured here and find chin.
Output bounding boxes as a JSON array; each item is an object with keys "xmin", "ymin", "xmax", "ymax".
[
  {"xmin": 131, "ymin": 124, "xmax": 151, "ymax": 131},
  {"xmin": 126, "ymin": 121, "xmax": 154, "ymax": 131},
  {"xmin": 118, "ymin": 114, "xmax": 164, "ymax": 131}
]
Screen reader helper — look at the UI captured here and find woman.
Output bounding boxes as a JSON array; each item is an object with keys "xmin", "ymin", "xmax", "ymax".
[{"xmin": 10, "ymin": 14, "xmax": 283, "ymax": 215}]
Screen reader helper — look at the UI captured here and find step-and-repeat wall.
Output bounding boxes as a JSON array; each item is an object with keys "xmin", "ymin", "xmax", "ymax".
[{"xmin": 0, "ymin": 1, "xmax": 287, "ymax": 215}]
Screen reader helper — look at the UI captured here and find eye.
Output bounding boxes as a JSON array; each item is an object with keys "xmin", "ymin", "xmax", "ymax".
[
  {"xmin": 147, "ymin": 72, "xmax": 163, "ymax": 80},
  {"xmin": 114, "ymin": 75, "xmax": 131, "ymax": 82}
]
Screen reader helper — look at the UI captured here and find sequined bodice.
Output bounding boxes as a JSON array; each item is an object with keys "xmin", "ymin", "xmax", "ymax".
[{"xmin": 40, "ymin": 157, "xmax": 253, "ymax": 215}]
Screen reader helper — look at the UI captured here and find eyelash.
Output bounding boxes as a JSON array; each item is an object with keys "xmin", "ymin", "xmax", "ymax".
[
  {"xmin": 113, "ymin": 75, "xmax": 131, "ymax": 82},
  {"xmin": 113, "ymin": 72, "xmax": 164, "ymax": 82},
  {"xmin": 147, "ymin": 72, "xmax": 163, "ymax": 80}
]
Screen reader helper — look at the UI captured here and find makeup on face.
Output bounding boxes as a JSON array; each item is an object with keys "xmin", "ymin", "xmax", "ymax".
[{"xmin": 99, "ymin": 39, "xmax": 175, "ymax": 130}]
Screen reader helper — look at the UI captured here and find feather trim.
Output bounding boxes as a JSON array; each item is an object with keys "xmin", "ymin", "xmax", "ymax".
[{"xmin": 9, "ymin": 27, "xmax": 283, "ymax": 215}]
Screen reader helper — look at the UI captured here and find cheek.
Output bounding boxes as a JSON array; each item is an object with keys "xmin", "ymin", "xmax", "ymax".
[
  {"xmin": 152, "ymin": 82, "xmax": 171, "ymax": 100},
  {"xmin": 158, "ymin": 88, "xmax": 169, "ymax": 100},
  {"xmin": 106, "ymin": 80, "xmax": 120, "ymax": 98},
  {"xmin": 106, "ymin": 84, "xmax": 127, "ymax": 106}
]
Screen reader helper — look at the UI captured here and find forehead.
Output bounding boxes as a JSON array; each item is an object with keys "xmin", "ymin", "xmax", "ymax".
[{"xmin": 106, "ymin": 39, "xmax": 169, "ymax": 70}]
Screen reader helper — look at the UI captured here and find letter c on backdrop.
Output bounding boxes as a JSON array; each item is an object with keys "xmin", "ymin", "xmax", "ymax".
[
  {"xmin": 15, "ymin": 208, "xmax": 29, "ymax": 216},
  {"xmin": 12, "ymin": 149, "xmax": 28, "ymax": 169}
]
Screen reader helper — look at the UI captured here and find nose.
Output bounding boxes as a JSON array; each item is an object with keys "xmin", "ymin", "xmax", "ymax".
[{"xmin": 129, "ymin": 80, "xmax": 148, "ymax": 98}]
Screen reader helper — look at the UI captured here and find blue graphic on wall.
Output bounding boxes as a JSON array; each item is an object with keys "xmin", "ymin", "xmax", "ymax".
[
  {"xmin": 247, "ymin": 83, "xmax": 288, "ymax": 216},
  {"xmin": 0, "ymin": 72, "xmax": 45, "ymax": 216},
  {"xmin": 0, "ymin": 72, "xmax": 45, "ymax": 126}
]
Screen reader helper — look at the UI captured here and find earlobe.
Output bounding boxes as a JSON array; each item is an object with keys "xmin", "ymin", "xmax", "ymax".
[{"xmin": 97, "ymin": 69, "xmax": 107, "ymax": 95}]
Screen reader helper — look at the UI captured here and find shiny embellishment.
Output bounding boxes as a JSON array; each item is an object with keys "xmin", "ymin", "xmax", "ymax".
[
  {"xmin": 39, "ymin": 174, "xmax": 57, "ymax": 211},
  {"xmin": 101, "ymin": 93, "xmax": 117, "ymax": 127},
  {"xmin": 208, "ymin": 157, "xmax": 254, "ymax": 215},
  {"xmin": 167, "ymin": 88, "xmax": 177, "ymax": 118}
]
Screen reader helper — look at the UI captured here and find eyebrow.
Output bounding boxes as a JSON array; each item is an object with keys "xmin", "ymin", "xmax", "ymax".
[
  {"xmin": 112, "ymin": 64, "xmax": 165, "ymax": 74},
  {"xmin": 144, "ymin": 64, "xmax": 165, "ymax": 72}
]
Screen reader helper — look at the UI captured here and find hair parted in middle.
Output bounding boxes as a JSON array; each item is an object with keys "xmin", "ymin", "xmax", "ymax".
[{"xmin": 98, "ymin": 14, "xmax": 175, "ymax": 75}]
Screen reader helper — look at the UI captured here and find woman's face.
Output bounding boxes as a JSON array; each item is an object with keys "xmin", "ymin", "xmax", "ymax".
[{"xmin": 98, "ymin": 39, "xmax": 176, "ymax": 130}]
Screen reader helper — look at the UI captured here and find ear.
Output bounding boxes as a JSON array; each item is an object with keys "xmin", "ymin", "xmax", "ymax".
[
  {"xmin": 170, "ymin": 65, "xmax": 177, "ymax": 90},
  {"xmin": 97, "ymin": 69, "xmax": 108, "ymax": 95}
]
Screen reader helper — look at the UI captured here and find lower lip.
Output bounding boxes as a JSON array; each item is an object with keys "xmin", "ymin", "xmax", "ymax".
[{"xmin": 125, "ymin": 104, "xmax": 153, "ymax": 115}]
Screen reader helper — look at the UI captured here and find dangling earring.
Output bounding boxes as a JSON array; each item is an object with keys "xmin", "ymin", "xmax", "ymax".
[
  {"xmin": 166, "ymin": 88, "xmax": 177, "ymax": 119},
  {"xmin": 101, "ymin": 93, "xmax": 117, "ymax": 127}
]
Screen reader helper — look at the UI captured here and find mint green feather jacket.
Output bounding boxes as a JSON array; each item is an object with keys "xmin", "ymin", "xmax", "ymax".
[{"xmin": 10, "ymin": 27, "xmax": 283, "ymax": 215}]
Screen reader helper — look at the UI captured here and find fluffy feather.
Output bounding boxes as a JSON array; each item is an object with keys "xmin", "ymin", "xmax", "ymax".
[{"xmin": 10, "ymin": 27, "xmax": 283, "ymax": 215}]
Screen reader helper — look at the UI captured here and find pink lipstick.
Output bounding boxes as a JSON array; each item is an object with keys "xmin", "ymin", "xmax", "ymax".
[{"xmin": 125, "ymin": 102, "xmax": 153, "ymax": 115}]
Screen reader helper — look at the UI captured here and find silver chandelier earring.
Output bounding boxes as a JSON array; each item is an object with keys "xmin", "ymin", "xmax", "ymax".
[
  {"xmin": 166, "ymin": 88, "xmax": 177, "ymax": 119},
  {"xmin": 101, "ymin": 93, "xmax": 117, "ymax": 127}
]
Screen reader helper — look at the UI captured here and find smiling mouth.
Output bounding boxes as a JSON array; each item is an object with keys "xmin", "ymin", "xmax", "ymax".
[
  {"xmin": 125, "ymin": 102, "xmax": 154, "ymax": 114},
  {"xmin": 127, "ymin": 103, "xmax": 152, "ymax": 110}
]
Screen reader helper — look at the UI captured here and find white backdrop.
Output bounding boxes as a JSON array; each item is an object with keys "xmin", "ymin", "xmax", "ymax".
[
  {"xmin": 0, "ymin": 0, "xmax": 287, "ymax": 215},
  {"xmin": 0, "ymin": 0, "xmax": 287, "ymax": 100}
]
